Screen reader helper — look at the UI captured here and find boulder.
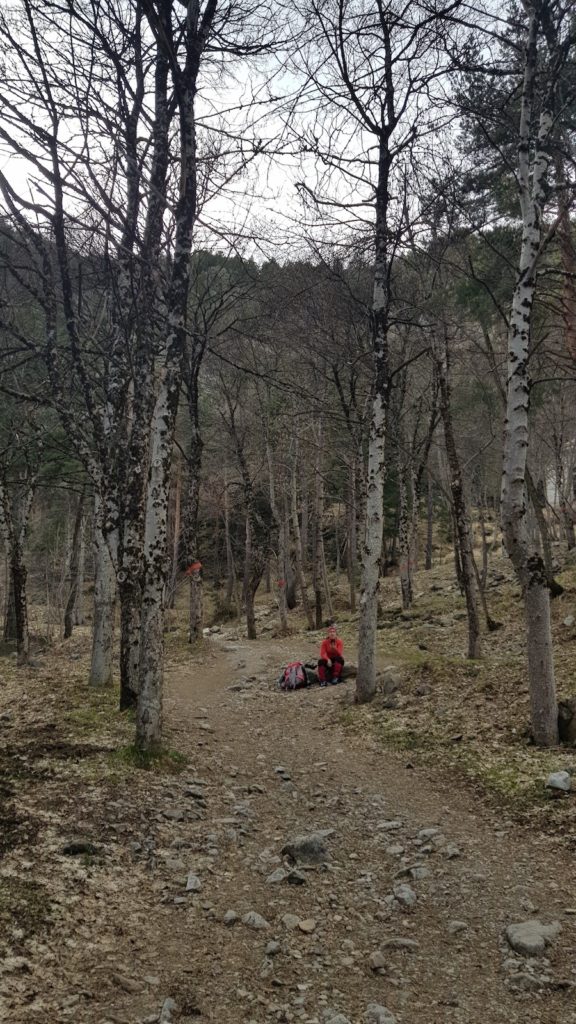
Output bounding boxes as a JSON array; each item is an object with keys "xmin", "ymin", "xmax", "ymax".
[
  {"xmin": 281, "ymin": 831, "xmax": 332, "ymax": 864},
  {"xmin": 505, "ymin": 919, "xmax": 561, "ymax": 957},
  {"xmin": 545, "ymin": 771, "xmax": 572, "ymax": 793}
]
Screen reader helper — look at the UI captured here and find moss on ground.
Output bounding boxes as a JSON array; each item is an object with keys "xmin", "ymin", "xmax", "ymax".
[{"xmin": 109, "ymin": 744, "xmax": 188, "ymax": 774}]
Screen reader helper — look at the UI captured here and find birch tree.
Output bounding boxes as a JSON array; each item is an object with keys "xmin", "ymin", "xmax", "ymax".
[
  {"xmin": 500, "ymin": 1, "xmax": 574, "ymax": 745},
  {"xmin": 293, "ymin": 0, "xmax": 462, "ymax": 703}
]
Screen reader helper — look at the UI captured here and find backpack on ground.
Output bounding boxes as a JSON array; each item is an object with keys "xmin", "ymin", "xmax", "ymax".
[{"xmin": 278, "ymin": 661, "xmax": 308, "ymax": 691}]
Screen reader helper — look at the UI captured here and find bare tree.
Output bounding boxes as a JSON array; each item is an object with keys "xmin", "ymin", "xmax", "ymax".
[{"xmin": 292, "ymin": 0, "xmax": 462, "ymax": 702}]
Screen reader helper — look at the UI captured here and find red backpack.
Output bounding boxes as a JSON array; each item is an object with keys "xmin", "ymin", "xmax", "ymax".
[{"xmin": 278, "ymin": 661, "xmax": 308, "ymax": 691}]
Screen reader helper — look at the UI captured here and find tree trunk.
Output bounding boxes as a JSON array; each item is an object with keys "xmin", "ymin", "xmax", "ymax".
[
  {"xmin": 168, "ymin": 456, "xmax": 182, "ymax": 610},
  {"xmin": 244, "ymin": 514, "xmax": 257, "ymax": 640},
  {"xmin": 479, "ymin": 505, "xmax": 489, "ymax": 590},
  {"xmin": 501, "ymin": 7, "xmax": 558, "ymax": 746},
  {"xmin": 136, "ymin": 365, "xmax": 182, "ymax": 748},
  {"xmin": 434, "ymin": 329, "xmax": 481, "ymax": 658},
  {"xmin": 64, "ymin": 487, "xmax": 86, "ymax": 639},
  {"xmin": 182, "ymin": 407, "xmax": 204, "ymax": 644},
  {"xmin": 312, "ymin": 420, "xmax": 324, "ymax": 629},
  {"xmin": 425, "ymin": 473, "xmax": 433, "ymax": 570},
  {"xmin": 398, "ymin": 460, "xmax": 413, "ymax": 610},
  {"xmin": 0, "ymin": 470, "xmax": 36, "ymax": 665},
  {"xmin": 3, "ymin": 572, "xmax": 17, "ymax": 641},
  {"xmin": 89, "ymin": 518, "xmax": 116, "ymax": 688},
  {"xmin": 74, "ymin": 519, "xmax": 85, "ymax": 626},
  {"xmin": 266, "ymin": 439, "xmax": 288, "ymax": 633},
  {"xmin": 347, "ymin": 458, "xmax": 357, "ymax": 611},
  {"xmin": 291, "ymin": 449, "xmax": 315, "ymax": 630},
  {"xmin": 118, "ymin": 581, "xmax": 141, "ymax": 709},
  {"xmin": 11, "ymin": 546, "xmax": 30, "ymax": 666},
  {"xmin": 300, "ymin": 462, "xmax": 309, "ymax": 569},
  {"xmin": 224, "ymin": 469, "xmax": 237, "ymax": 610}
]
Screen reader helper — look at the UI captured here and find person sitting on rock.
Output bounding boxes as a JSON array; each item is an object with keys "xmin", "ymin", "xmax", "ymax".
[{"xmin": 318, "ymin": 624, "xmax": 344, "ymax": 685}]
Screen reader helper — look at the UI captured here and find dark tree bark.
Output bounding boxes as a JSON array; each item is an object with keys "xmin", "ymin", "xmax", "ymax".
[{"xmin": 64, "ymin": 486, "xmax": 86, "ymax": 639}]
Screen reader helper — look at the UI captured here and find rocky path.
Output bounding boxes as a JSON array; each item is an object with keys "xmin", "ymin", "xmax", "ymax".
[
  {"xmin": 3, "ymin": 632, "xmax": 576, "ymax": 1024},
  {"xmin": 136, "ymin": 635, "xmax": 576, "ymax": 1024}
]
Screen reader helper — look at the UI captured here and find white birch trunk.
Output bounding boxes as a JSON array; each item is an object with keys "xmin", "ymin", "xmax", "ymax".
[
  {"xmin": 500, "ymin": 5, "xmax": 558, "ymax": 745},
  {"xmin": 356, "ymin": 390, "xmax": 386, "ymax": 702},
  {"xmin": 355, "ymin": 133, "xmax": 390, "ymax": 704},
  {"xmin": 136, "ymin": 379, "xmax": 174, "ymax": 749}
]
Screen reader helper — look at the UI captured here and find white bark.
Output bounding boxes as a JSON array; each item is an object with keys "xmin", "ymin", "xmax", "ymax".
[
  {"xmin": 356, "ymin": 390, "xmax": 386, "ymax": 701},
  {"xmin": 500, "ymin": 5, "xmax": 558, "ymax": 745},
  {"xmin": 136, "ymin": 378, "xmax": 173, "ymax": 748}
]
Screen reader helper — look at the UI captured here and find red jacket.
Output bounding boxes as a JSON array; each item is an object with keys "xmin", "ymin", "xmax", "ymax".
[{"xmin": 320, "ymin": 636, "xmax": 344, "ymax": 662}]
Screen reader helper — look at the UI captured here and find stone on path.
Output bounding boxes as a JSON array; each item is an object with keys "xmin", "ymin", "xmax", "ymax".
[
  {"xmin": 448, "ymin": 920, "xmax": 468, "ymax": 935},
  {"xmin": 393, "ymin": 883, "xmax": 417, "ymax": 908},
  {"xmin": 281, "ymin": 831, "xmax": 332, "ymax": 864},
  {"xmin": 443, "ymin": 844, "xmax": 462, "ymax": 859},
  {"xmin": 368, "ymin": 950, "xmax": 386, "ymax": 971},
  {"xmin": 185, "ymin": 872, "xmax": 202, "ymax": 892},
  {"xmin": 298, "ymin": 918, "xmax": 316, "ymax": 933},
  {"xmin": 242, "ymin": 911, "xmax": 269, "ymax": 930},
  {"xmin": 159, "ymin": 997, "xmax": 177, "ymax": 1022},
  {"xmin": 266, "ymin": 865, "xmax": 307, "ymax": 885},
  {"xmin": 223, "ymin": 910, "xmax": 238, "ymax": 926},
  {"xmin": 546, "ymin": 771, "xmax": 572, "ymax": 793},
  {"xmin": 382, "ymin": 937, "xmax": 419, "ymax": 950},
  {"xmin": 322, "ymin": 1010, "xmax": 351, "ymax": 1024},
  {"xmin": 266, "ymin": 868, "xmax": 288, "ymax": 884},
  {"xmin": 163, "ymin": 808, "xmax": 185, "ymax": 822},
  {"xmin": 281, "ymin": 913, "xmax": 301, "ymax": 930},
  {"xmin": 505, "ymin": 920, "xmax": 561, "ymax": 957},
  {"xmin": 364, "ymin": 1005, "xmax": 397, "ymax": 1024}
]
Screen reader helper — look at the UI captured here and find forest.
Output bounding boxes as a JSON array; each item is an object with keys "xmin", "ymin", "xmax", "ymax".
[{"xmin": 1, "ymin": 2, "xmax": 576, "ymax": 1023}]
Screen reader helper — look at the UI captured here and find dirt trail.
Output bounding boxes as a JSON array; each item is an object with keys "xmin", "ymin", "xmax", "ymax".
[
  {"xmin": 3, "ymin": 630, "xmax": 576, "ymax": 1024},
  {"xmin": 152, "ymin": 634, "xmax": 576, "ymax": 1024}
]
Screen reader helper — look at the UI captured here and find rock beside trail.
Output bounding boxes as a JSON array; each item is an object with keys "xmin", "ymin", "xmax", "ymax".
[
  {"xmin": 281, "ymin": 831, "xmax": 333, "ymax": 864},
  {"xmin": 281, "ymin": 913, "xmax": 301, "ymax": 930},
  {"xmin": 242, "ymin": 911, "xmax": 269, "ymax": 930},
  {"xmin": 382, "ymin": 937, "xmax": 419, "ymax": 950},
  {"xmin": 364, "ymin": 1005, "xmax": 397, "ymax": 1024},
  {"xmin": 546, "ymin": 771, "xmax": 572, "ymax": 793},
  {"xmin": 368, "ymin": 950, "xmax": 387, "ymax": 971},
  {"xmin": 223, "ymin": 910, "xmax": 238, "ymax": 926},
  {"xmin": 266, "ymin": 867, "xmax": 307, "ymax": 885},
  {"xmin": 393, "ymin": 883, "xmax": 417, "ymax": 908},
  {"xmin": 159, "ymin": 997, "xmax": 177, "ymax": 1022},
  {"xmin": 377, "ymin": 668, "xmax": 403, "ymax": 696},
  {"xmin": 448, "ymin": 920, "xmax": 469, "ymax": 936},
  {"xmin": 322, "ymin": 1011, "xmax": 351, "ymax": 1024},
  {"xmin": 505, "ymin": 920, "xmax": 561, "ymax": 957}
]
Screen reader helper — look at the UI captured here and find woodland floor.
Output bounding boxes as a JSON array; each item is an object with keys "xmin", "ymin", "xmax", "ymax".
[{"xmin": 1, "ymin": 552, "xmax": 576, "ymax": 1024}]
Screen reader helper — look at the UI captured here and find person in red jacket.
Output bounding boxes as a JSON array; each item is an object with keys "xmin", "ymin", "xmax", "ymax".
[{"xmin": 318, "ymin": 624, "xmax": 344, "ymax": 685}]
